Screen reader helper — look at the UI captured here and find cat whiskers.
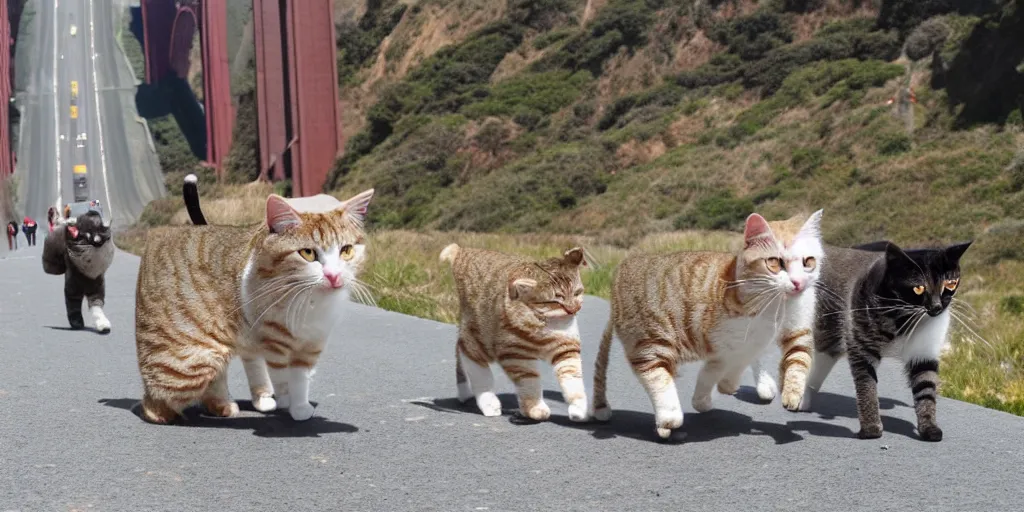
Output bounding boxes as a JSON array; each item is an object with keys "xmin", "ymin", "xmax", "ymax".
[
  {"xmin": 347, "ymin": 278, "xmax": 378, "ymax": 307},
  {"xmin": 947, "ymin": 299, "xmax": 994, "ymax": 351}
]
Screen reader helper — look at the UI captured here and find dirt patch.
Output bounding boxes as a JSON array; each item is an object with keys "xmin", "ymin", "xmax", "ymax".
[{"xmin": 615, "ymin": 138, "xmax": 668, "ymax": 168}]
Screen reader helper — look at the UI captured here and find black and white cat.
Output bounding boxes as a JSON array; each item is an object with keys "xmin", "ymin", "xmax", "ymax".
[
  {"xmin": 796, "ymin": 239, "xmax": 971, "ymax": 442},
  {"xmin": 42, "ymin": 211, "xmax": 115, "ymax": 333}
]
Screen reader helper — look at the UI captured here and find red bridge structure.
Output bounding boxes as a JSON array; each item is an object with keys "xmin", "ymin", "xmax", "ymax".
[
  {"xmin": 0, "ymin": 0, "xmax": 24, "ymax": 182},
  {"xmin": 140, "ymin": 0, "xmax": 341, "ymax": 197}
]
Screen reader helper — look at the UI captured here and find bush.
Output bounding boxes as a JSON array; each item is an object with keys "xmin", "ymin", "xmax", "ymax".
[
  {"xmin": 877, "ymin": 131, "xmax": 913, "ymax": 155},
  {"xmin": 461, "ymin": 70, "xmax": 591, "ymax": 119},
  {"xmin": 674, "ymin": 191, "xmax": 756, "ymax": 231},
  {"xmin": 710, "ymin": 10, "xmax": 794, "ymax": 61},
  {"xmin": 597, "ymin": 82, "xmax": 685, "ymax": 130},
  {"xmin": 532, "ymin": 0, "xmax": 657, "ymax": 74},
  {"xmin": 905, "ymin": 18, "xmax": 950, "ymax": 60}
]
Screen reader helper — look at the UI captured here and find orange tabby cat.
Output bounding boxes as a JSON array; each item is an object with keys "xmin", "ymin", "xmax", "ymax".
[
  {"xmin": 441, "ymin": 244, "xmax": 589, "ymax": 422},
  {"xmin": 592, "ymin": 211, "xmax": 824, "ymax": 438},
  {"xmin": 134, "ymin": 176, "xmax": 374, "ymax": 424}
]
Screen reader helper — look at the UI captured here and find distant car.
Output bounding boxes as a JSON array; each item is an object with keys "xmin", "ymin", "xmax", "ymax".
[
  {"xmin": 76, "ymin": 132, "xmax": 86, "ymax": 148},
  {"xmin": 69, "ymin": 24, "xmax": 76, "ymax": 36},
  {"xmin": 71, "ymin": 80, "xmax": 78, "ymax": 98}
]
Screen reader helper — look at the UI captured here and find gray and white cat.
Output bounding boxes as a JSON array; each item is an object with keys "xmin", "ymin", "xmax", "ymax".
[{"xmin": 42, "ymin": 211, "xmax": 114, "ymax": 333}]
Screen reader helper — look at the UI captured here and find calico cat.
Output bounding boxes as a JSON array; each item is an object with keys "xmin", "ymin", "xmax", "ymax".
[
  {"xmin": 440, "ymin": 243, "xmax": 589, "ymax": 422},
  {"xmin": 592, "ymin": 211, "xmax": 824, "ymax": 439},
  {"xmin": 42, "ymin": 210, "xmax": 114, "ymax": 333},
  {"xmin": 795, "ymin": 239, "xmax": 972, "ymax": 442},
  {"xmin": 134, "ymin": 174, "xmax": 374, "ymax": 424}
]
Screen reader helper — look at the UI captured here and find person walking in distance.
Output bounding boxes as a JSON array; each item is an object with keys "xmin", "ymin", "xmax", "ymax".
[
  {"xmin": 47, "ymin": 207, "xmax": 58, "ymax": 233},
  {"xmin": 22, "ymin": 217, "xmax": 38, "ymax": 246},
  {"xmin": 6, "ymin": 221, "xmax": 18, "ymax": 250}
]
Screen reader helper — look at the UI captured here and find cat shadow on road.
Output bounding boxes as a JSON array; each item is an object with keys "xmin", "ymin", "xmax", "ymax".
[
  {"xmin": 409, "ymin": 388, "xmax": 872, "ymax": 444},
  {"xmin": 45, "ymin": 325, "xmax": 110, "ymax": 335},
  {"xmin": 97, "ymin": 398, "xmax": 358, "ymax": 438},
  {"xmin": 732, "ymin": 387, "xmax": 919, "ymax": 440}
]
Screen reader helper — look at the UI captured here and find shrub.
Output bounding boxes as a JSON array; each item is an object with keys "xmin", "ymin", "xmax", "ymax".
[
  {"xmin": 674, "ymin": 191, "xmax": 756, "ymax": 231},
  {"xmin": 461, "ymin": 70, "xmax": 592, "ymax": 119},
  {"xmin": 905, "ymin": 18, "xmax": 950, "ymax": 60},
  {"xmin": 532, "ymin": 0, "xmax": 657, "ymax": 74},
  {"xmin": 710, "ymin": 10, "xmax": 794, "ymax": 61},
  {"xmin": 877, "ymin": 131, "xmax": 913, "ymax": 155}
]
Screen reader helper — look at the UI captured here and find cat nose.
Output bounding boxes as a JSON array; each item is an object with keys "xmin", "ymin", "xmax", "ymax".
[
  {"xmin": 790, "ymin": 276, "xmax": 806, "ymax": 292},
  {"xmin": 564, "ymin": 303, "xmax": 581, "ymax": 314},
  {"xmin": 323, "ymin": 270, "xmax": 344, "ymax": 288}
]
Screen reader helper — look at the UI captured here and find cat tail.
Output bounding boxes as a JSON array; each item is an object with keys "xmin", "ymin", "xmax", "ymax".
[
  {"xmin": 590, "ymin": 316, "xmax": 615, "ymax": 422},
  {"xmin": 183, "ymin": 174, "xmax": 208, "ymax": 226},
  {"xmin": 439, "ymin": 243, "xmax": 461, "ymax": 265}
]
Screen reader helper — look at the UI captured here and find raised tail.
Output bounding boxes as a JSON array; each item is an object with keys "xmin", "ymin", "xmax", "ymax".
[
  {"xmin": 590, "ymin": 317, "xmax": 616, "ymax": 421},
  {"xmin": 439, "ymin": 243, "xmax": 461, "ymax": 265},
  {"xmin": 182, "ymin": 174, "xmax": 207, "ymax": 226}
]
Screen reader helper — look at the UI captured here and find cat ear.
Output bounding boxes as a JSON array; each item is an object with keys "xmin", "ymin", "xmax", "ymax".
[
  {"xmin": 336, "ymin": 188, "xmax": 375, "ymax": 224},
  {"xmin": 508, "ymin": 278, "xmax": 537, "ymax": 300},
  {"xmin": 797, "ymin": 209, "xmax": 823, "ymax": 240},
  {"xmin": 743, "ymin": 213, "xmax": 774, "ymax": 248},
  {"xmin": 945, "ymin": 241, "xmax": 973, "ymax": 263},
  {"xmin": 883, "ymin": 241, "xmax": 913, "ymax": 267},
  {"xmin": 266, "ymin": 194, "xmax": 302, "ymax": 233},
  {"xmin": 563, "ymin": 247, "xmax": 587, "ymax": 267}
]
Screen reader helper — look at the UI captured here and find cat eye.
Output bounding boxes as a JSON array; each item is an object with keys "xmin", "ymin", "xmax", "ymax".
[
  {"xmin": 944, "ymin": 278, "xmax": 959, "ymax": 292},
  {"xmin": 340, "ymin": 244, "xmax": 355, "ymax": 261},
  {"xmin": 765, "ymin": 257, "xmax": 782, "ymax": 273},
  {"xmin": 912, "ymin": 285, "xmax": 925, "ymax": 295},
  {"xmin": 803, "ymin": 257, "xmax": 816, "ymax": 270},
  {"xmin": 298, "ymin": 248, "xmax": 317, "ymax": 262}
]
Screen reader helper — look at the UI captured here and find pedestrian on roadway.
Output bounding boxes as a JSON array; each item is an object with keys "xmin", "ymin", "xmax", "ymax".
[
  {"xmin": 47, "ymin": 207, "xmax": 58, "ymax": 233},
  {"xmin": 22, "ymin": 216, "xmax": 38, "ymax": 246},
  {"xmin": 6, "ymin": 220, "xmax": 18, "ymax": 250}
]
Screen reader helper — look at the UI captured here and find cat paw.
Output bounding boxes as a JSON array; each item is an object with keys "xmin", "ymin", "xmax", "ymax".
[
  {"xmin": 95, "ymin": 318, "xmax": 111, "ymax": 334},
  {"xmin": 567, "ymin": 401, "xmax": 589, "ymax": 422},
  {"xmin": 476, "ymin": 392, "xmax": 502, "ymax": 417},
  {"xmin": 522, "ymin": 401, "xmax": 551, "ymax": 421},
  {"xmin": 591, "ymin": 406, "xmax": 612, "ymax": 422},
  {"xmin": 205, "ymin": 400, "xmax": 240, "ymax": 418},
  {"xmin": 918, "ymin": 424, "xmax": 943, "ymax": 442},
  {"xmin": 655, "ymin": 407, "xmax": 684, "ymax": 440},
  {"xmin": 717, "ymin": 379, "xmax": 740, "ymax": 395},
  {"xmin": 691, "ymin": 394, "xmax": 713, "ymax": 413},
  {"xmin": 758, "ymin": 379, "xmax": 779, "ymax": 402},
  {"xmin": 275, "ymin": 394, "xmax": 291, "ymax": 410},
  {"xmin": 856, "ymin": 423, "xmax": 883, "ymax": 439},
  {"xmin": 782, "ymin": 389, "xmax": 807, "ymax": 412},
  {"xmin": 289, "ymin": 402, "xmax": 316, "ymax": 422},
  {"xmin": 796, "ymin": 392, "xmax": 814, "ymax": 412},
  {"xmin": 252, "ymin": 394, "xmax": 277, "ymax": 413},
  {"xmin": 456, "ymin": 381, "xmax": 473, "ymax": 403},
  {"xmin": 68, "ymin": 318, "xmax": 85, "ymax": 330}
]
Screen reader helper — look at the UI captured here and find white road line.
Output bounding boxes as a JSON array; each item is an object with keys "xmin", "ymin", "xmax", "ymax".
[
  {"xmin": 53, "ymin": 0, "xmax": 61, "ymax": 210},
  {"xmin": 89, "ymin": 0, "xmax": 114, "ymax": 221}
]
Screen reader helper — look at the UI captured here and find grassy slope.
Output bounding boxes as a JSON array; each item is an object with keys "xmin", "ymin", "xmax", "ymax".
[{"xmin": 125, "ymin": 0, "xmax": 1024, "ymax": 416}]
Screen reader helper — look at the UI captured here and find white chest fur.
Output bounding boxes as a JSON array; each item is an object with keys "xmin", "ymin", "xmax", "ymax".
[
  {"xmin": 885, "ymin": 310, "xmax": 951, "ymax": 362},
  {"xmin": 543, "ymin": 316, "xmax": 580, "ymax": 339},
  {"xmin": 240, "ymin": 255, "xmax": 352, "ymax": 346},
  {"xmin": 710, "ymin": 289, "xmax": 816, "ymax": 357}
]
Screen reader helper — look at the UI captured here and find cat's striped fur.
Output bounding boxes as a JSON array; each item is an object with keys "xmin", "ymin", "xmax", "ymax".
[
  {"xmin": 134, "ymin": 174, "xmax": 374, "ymax": 424},
  {"xmin": 441, "ymin": 244, "xmax": 589, "ymax": 422},
  {"xmin": 592, "ymin": 211, "xmax": 824, "ymax": 438}
]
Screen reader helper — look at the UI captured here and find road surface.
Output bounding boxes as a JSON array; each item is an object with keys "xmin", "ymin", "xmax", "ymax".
[
  {"xmin": 1, "ymin": 245, "xmax": 1021, "ymax": 511},
  {"xmin": 14, "ymin": 0, "xmax": 164, "ymax": 238}
]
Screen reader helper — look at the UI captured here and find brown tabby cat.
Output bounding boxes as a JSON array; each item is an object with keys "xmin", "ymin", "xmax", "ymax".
[
  {"xmin": 134, "ymin": 175, "xmax": 374, "ymax": 424},
  {"xmin": 440, "ymin": 243, "xmax": 589, "ymax": 422},
  {"xmin": 591, "ymin": 211, "xmax": 824, "ymax": 439}
]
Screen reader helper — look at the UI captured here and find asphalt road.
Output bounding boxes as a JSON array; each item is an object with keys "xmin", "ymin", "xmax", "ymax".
[
  {"xmin": 11, "ymin": 0, "xmax": 164, "ymax": 239},
  {"xmin": 1, "ymin": 245, "xmax": 1022, "ymax": 511}
]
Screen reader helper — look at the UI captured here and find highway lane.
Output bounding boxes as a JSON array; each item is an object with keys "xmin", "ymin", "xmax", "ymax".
[
  {"xmin": 1, "ymin": 245, "xmax": 1022, "ymax": 511},
  {"xmin": 17, "ymin": 0, "xmax": 59, "ymax": 234}
]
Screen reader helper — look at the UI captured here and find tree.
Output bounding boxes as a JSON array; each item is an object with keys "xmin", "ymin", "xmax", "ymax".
[{"xmin": 905, "ymin": 18, "xmax": 950, "ymax": 61}]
